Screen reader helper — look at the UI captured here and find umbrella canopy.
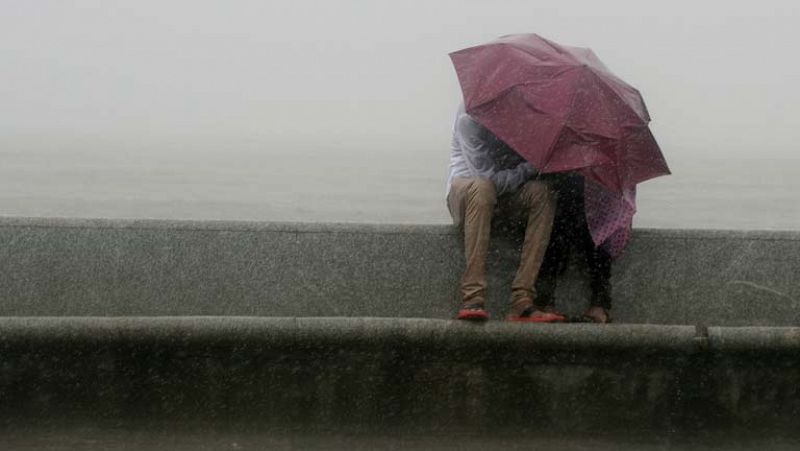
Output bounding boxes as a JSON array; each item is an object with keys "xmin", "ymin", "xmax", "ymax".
[
  {"xmin": 450, "ymin": 33, "xmax": 670, "ymax": 193},
  {"xmin": 584, "ymin": 181, "xmax": 636, "ymax": 258}
]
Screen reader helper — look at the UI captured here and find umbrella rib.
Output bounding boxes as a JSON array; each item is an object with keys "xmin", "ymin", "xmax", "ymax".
[
  {"xmin": 540, "ymin": 122, "xmax": 566, "ymax": 173},
  {"xmin": 540, "ymin": 66, "xmax": 585, "ymax": 171},
  {"xmin": 466, "ymin": 68, "xmax": 576, "ymax": 113},
  {"xmin": 588, "ymin": 70, "xmax": 650, "ymax": 124},
  {"xmin": 503, "ymin": 42, "xmax": 570, "ymax": 66}
]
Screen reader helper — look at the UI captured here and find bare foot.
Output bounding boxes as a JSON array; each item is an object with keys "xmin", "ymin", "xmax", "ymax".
[{"xmin": 583, "ymin": 306, "xmax": 611, "ymax": 324}]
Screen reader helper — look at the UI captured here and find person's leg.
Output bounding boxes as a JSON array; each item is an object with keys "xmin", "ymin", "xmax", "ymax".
[
  {"xmin": 588, "ymin": 248, "xmax": 612, "ymax": 309},
  {"xmin": 564, "ymin": 180, "xmax": 613, "ymax": 323},
  {"xmin": 541, "ymin": 174, "xmax": 613, "ymax": 323},
  {"xmin": 582, "ymin": 236, "xmax": 613, "ymax": 323},
  {"xmin": 534, "ymin": 181, "xmax": 574, "ymax": 311},
  {"xmin": 447, "ymin": 177, "xmax": 497, "ymax": 311},
  {"xmin": 508, "ymin": 180, "xmax": 557, "ymax": 317},
  {"xmin": 533, "ymin": 240, "xmax": 561, "ymax": 309}
]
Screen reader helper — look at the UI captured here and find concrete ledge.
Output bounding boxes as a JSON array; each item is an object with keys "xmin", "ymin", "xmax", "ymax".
[
  {"xmin": 0, "ymin": 317, "xmax": 701, "ymax": 352},
  {"xmin": 1, "ymin": 317, "xmax": 799, "ymax": 433},
  {"xmin": 708, "ymin": 326, "xmax": 800, "ymax": 352},
  {"xmin": 1, "ymin": 215, "xmax": 797, "ymax": 239},
  {"xmin": 0, "ymin": 216, "xmax": 456, "ymax": 235},
  {"xmin": 2, "ymin": 217, "xmax": 799, "ymax": 326},
  {"xmin": 5, "ymin": 316, "xmax": 800, "ymax": 355}
]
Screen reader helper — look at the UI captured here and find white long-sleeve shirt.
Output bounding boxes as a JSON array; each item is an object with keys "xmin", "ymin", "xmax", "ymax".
[{"xmin": 446, "ymin": 104, "xmax": 536, "ymax": 196}]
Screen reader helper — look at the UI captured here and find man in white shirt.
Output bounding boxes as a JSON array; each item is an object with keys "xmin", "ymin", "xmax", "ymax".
[{"xmin": 447, "ymin": 103, "xmax": 562, "ymax": 322}]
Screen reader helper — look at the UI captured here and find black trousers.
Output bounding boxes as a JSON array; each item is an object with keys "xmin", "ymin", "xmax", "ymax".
[{"xmin": 535, "ymin": 174, "xmax": 612, "ymax": 310}]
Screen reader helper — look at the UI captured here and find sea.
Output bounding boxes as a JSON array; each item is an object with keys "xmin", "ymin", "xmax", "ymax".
[{"xmin": 1, "ymin": 148, "xmax": 798, "ymax": 231}]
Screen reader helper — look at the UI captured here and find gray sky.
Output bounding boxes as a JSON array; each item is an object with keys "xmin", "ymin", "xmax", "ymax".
[{"xmin": 2, "ymin": 0, "xmax": 799, "ymax": 160}]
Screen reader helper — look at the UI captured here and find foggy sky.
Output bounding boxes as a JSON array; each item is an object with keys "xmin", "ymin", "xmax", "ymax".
[{"xmin": 2, "ymin": 0, "xmax": 798, "ymax": 162}]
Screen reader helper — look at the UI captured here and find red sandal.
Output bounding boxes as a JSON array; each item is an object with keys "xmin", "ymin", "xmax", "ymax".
[
  {"xmin": 456, "ymin": 304, "xmax": 490, "ymax": 321},
  {"xmin": 507, "ymin": 306, "xmax": 566, "ymax": 323}
]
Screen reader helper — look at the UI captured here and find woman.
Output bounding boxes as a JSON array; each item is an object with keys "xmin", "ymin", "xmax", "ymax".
[{"xmin": 535, "ymin": 174, "xmax": 615, "ymax": 323}]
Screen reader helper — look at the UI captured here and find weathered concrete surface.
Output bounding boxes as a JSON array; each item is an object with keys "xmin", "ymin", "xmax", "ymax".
[
  {"xmin": 1, "ymin": 217, "xmax": 798, "ymax": 326},
  {"xmin": 1, "ymin": 217, "xmax": 800, "ymax": 436},
  {"xmin": 2, "ymin": 317, "xmax": 799, "ymax": 434},
  {"xmin": 0, "ymin": 317, "xmax": 700, "ymax": 352},
  {"xmin": 0, "ymin": 218, "xmax": 460, "ymax": 318}
]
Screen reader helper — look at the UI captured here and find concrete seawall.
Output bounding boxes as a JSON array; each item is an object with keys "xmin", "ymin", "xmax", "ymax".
[
  {"xmin": 1, "ymin": 217, "xmax": 799, "ymax": 437},
  {"xmin": 1, "ymin": 217, "xmax": 798, "ymax": 325}
]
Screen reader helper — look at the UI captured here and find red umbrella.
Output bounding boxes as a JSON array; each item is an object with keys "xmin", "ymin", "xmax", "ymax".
[{"xmin": 450, "ymin": 33, "xmax": 670, "ymax": 193}]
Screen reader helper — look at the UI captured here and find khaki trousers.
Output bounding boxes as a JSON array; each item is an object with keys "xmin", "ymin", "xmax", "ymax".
[{"xmin": 447, "ymin": 177, "xmax": 556, "ymax": 315}]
